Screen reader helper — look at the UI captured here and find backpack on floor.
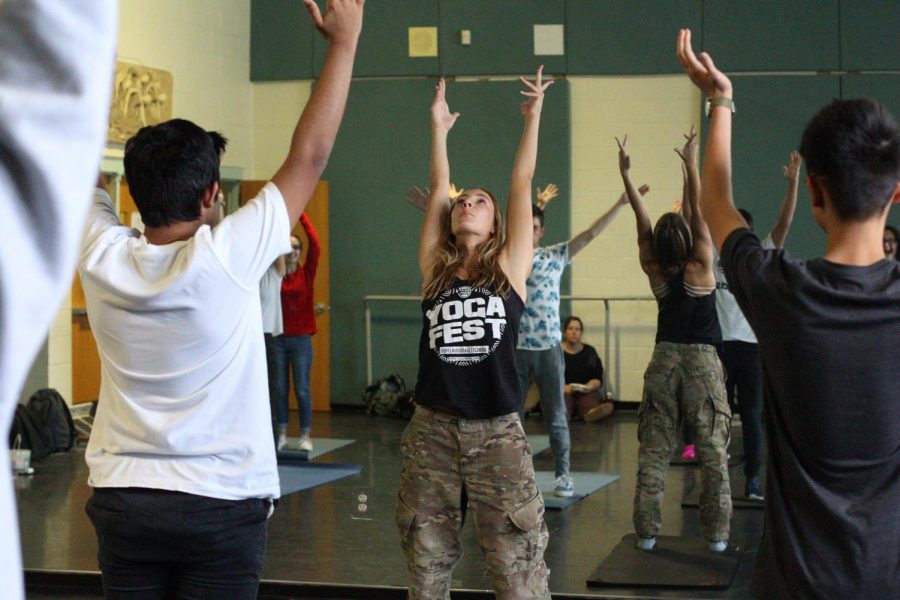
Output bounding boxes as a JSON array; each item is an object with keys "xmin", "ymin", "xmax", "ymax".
[
  {"xmin": 363, "ymin": 374, "xmax": 413, "ymax": 418},
  {"xmin": 26, "ymin": 388, "xmax": 77, "ymax": 452},
  {"xmin": 9, "ymin": 404, "xmax": 53, "ymax": 460}
]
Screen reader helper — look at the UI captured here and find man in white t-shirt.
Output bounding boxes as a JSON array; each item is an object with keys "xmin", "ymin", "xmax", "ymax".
[
  {"xmin": 79, "ymin": 2, "xmax": 363, "ymax": 597},
  {"xmin": 0, "ymin": 3, "xmax": 116, "ymax": 599},
  {"xmin": 713, "ymin": 151, "xmax": 800, "ymax": 500}
]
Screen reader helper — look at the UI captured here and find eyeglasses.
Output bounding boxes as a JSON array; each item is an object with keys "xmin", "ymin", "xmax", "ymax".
[
  {"xmin": 291, "ymin": 245, "xmax": 301, "ymax": 250},
  {"xmin": 885, "ymin": 238, "xmax": 897, "ymax": 246}
]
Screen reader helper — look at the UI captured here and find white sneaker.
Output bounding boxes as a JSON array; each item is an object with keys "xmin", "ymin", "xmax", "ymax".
[
  {"xmin": 553, "ymin": 475, "xmax": 575, "ymax": 498},
  {"xmin": 635, "ymin": 536, "xmax": 656, "ymax": 551},
  {"xmin": 708, "ymin": 540, "xmax": 728, "ymax": 552},
  {"xmin": 276, "ymin": 434, "xmax": 287, "ymax": 450},
  {"xmin": 298, "ymin": 435, "xmax": 313, "ymax": 452}
]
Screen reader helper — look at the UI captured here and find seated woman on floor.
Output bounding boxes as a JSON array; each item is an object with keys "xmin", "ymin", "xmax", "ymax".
[{"xmin": 562, "ymin": 316, "xmax": 613, "ymax": 422}]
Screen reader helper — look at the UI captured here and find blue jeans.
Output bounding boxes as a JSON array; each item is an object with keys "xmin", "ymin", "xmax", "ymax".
[
  {"xmin": 86, "ymin": 488, "xmax": 271, "ymax": 599},
  {"xmin": 272, "ymin": 334, "xmax": 313, "ymax": 432},
  {"xmin": 515, "ymin": 346, "xmax": 571, "ymax": 478}
]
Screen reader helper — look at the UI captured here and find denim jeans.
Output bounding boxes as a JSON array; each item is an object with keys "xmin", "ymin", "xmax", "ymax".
[
  {"xmin": 272, "ymin": 334, "xmax": 313, "ymax": 432},
  {"xmin": 86, "ymin": 488, "xmax": 271, "ymax": 600},
  {"xmin": 515, "ymin": 346, "xmax": 571, "ymax": 478}
]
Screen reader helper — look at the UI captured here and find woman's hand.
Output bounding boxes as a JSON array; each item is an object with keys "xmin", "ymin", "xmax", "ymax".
[
  {"xmin": 674, "ymin": 126, "xmax": 699, "ymax": 169},
  {"xmin": 431, "ymin": 78, "xmax": 459, "ymax": 132},
  {"xmin": 520, "ymin": 65, "xmax": 553, "ymax": 118},
  {"xmin": 616, "ymin": 135, "xmax": 631, "ymax": 176}
]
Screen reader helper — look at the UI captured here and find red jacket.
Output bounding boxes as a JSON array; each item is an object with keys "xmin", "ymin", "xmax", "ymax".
[{"xmin": 281, "ymin": 213, "xmax": 320, "ymax": 336}]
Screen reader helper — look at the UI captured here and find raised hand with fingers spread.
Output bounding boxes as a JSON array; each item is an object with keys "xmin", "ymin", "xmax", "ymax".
[{"xmin": 536, "ymin": 183, "xmax": 559, "ymax": 210}]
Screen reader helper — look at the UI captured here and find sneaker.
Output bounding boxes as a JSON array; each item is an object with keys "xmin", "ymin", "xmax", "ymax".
[
  {"xmin": 298, "ymin": 434, "xmax": 313, "ymax": 452},
  {"xmin": 708, "ymin": 540, "xmax": 728, "ymax": 552},
  {"xmin": 276, "ymin": 433, "xmax": 287, "ymax": 450},
  {"xmin": 681, "ymin": 444, "xmax": 696, "ymax": 460},
  {"xmin": 746, "ymin": 477, "xmax": 764, "ymax": 501},
  {"xmin": 554, "ymin": 475, "xmax": 575, "ymax": 498},
  {"xmin": 635, "ymin": 536, "xmax": 656, "ymax": 551}
]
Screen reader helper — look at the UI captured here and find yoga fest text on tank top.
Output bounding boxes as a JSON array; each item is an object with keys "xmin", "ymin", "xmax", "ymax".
[{"xmin": 415, "ymin": 279, "xmax": 523, "ymax": 419}]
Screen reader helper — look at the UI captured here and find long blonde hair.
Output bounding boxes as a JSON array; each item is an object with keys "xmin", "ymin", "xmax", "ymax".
[{"xmin": 423, "ymin": 189, "xmax": 512, "ymax": 299}]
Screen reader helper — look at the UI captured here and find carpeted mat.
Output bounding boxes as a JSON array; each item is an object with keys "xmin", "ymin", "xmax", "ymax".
[
  {"xmin": 277, "ymin": 437, "xmax": 356, "ymax": 462},
  {"xmin": 535, "ymin": 471, "xmax": 619, "ymax": 510},
  {"xmin": 527, "ymin": 434, "xmax": 551, "ymax": 455},
  {"xmin": 681, "ymin": 489, "xmax": 764, "ymax": 510},
  {"xmin": 277, "ymin": 463, "xmax": 362, "ymax": 496},
  {"xmin": 586, "ymin": 534, "xmax": 739, "ymax": 589}
]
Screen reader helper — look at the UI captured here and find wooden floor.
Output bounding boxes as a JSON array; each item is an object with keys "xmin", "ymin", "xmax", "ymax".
[{"xmin": 18, "ymin": 409, "xmax": 763, "ymax": 599}]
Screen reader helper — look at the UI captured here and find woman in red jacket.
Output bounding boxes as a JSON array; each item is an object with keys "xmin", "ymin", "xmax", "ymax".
[{"xmin": 274, "ymin": 213, "xmax": 320, "ymax": 451}]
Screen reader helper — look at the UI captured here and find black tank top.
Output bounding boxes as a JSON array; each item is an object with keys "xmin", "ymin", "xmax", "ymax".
[
  {"xmin": 415, "ymin": 279, "xmax": 524, "ymax": 418},
  {"xmin": 655, "ymin": 270, "xmax": 722, "ymax": 345}
]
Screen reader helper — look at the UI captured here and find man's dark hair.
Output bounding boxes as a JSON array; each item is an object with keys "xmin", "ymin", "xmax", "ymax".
[
  {"xmin": 207, "ymin": 130, "xmax": 228, "ymax": 159},
  {"xmin": 738, "ymin": 208, "xmax": 754, "ymax": 230},
  {"xmin": 124, "ymin": 119, "xmax": 220, "ymax": 228},
  {"xmin": 532, "ymin": 204, "xmax": 545, "ymax": 227},
  {"xmin": 800, "ymin": 98, "xmax": 900, "ymax": 221}
]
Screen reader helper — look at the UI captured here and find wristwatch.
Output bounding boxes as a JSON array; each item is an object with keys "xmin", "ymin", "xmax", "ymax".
[{"xmin": 705, "ymin": 96, "xmax": 735, "ymax": 117}]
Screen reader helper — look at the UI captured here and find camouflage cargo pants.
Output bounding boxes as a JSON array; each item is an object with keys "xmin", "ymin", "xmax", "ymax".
[
  {"xmin": 634, "ymin": 342, "xmax": 732, "ymax": 542},
  {"xmin": 396, "ymin": 405, "xmax": 550, "ymax": 600}
]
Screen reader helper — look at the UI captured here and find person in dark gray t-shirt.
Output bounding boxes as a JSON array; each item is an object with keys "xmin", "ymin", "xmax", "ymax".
[{"xmin": 678, "ymin": 29, "xmax": 900, "ymax": 600}]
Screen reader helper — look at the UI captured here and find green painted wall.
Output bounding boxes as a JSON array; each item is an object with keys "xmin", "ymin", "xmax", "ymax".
[
  {"xmin": 252, "ymin": 0, "xmax": 900, "ymax": 79},
  {"xmin": 567, "ymin": 0, "xmax": 701, "ymax": 74},
  {"xmin": 716, "ymin": 75, "xmax": 839, "ymax": 259},
  {"xmin": 325, "ymin": 79, "xmax": 571, "ymax": 404},
  {"xmin": 249, "ymin": 0, "xmax": 900, "ymax": 402}
]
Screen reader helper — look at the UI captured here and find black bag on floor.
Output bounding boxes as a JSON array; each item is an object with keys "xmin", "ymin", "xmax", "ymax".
[
  {"xmin": 9, "ymin": 404, "xmax": 53, "ymax": 460},
  {"xmin": 363, "ymin": 374, "xmax": 414, "ymax": 418},
  {"xmin": 27, "ymin": 388, "xmax": 77, "ymax": 452}
]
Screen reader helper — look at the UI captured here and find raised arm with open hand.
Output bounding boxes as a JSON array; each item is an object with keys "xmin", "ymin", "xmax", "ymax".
[
  {"xmin": 676, "ymin": 28, "xmax": 746, "ymax": 251},
  {"xmin": 272, "ymin": 0, "xmax": 364, "ymax": 226},
  {"xmin": 536, "ymin": 183, "xmax": 559, "ymax": 210},
  {"xmin": 568, "ymin": 184, "xmax": 648, "ymax": 259},
  {"xmin": 503, "ymin": 66, "xmax": 553, "ymax": 295},
  {"xmin": 418, "ymin": 79, "xmax": 460, "ymax": 278},
  {"xmin": 770, "ymin": 150, "xmax": 802, "ymax": 248},
  {"xmin": 675, "ymin": 128, "xmax": 714, "ymax": 273},
  {"xmin": 617, "ymin": 135, "xmax": 658, "ymax": 278}
]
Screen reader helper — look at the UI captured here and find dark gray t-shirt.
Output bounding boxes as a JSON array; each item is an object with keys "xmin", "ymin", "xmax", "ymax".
[{"xmin": 722, "ymin": 228, "xmax": 900, "ymax": 599}]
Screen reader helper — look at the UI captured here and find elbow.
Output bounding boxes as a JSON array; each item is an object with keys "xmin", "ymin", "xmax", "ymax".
[{"xmin": 295, "ymin": 142, "xmax": 333, "ymax": 177}]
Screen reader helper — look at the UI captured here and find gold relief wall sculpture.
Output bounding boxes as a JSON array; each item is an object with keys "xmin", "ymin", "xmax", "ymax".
[{"xmin": 108, "ymin": 62, "xmax": 173, "ymax": 143}]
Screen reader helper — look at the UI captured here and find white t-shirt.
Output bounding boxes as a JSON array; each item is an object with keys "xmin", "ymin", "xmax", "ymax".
[
  {"xmin": 80, "ymin": 182, "xmax": 291, "ymax": 500},
  {"xmin": 517, "ymin": 242, "xmax": 570, "ymax": 350},
  {"xmin": 714, "ymin": 234, "xmax": 775, "ymax": 343},
  {"xmin": 0, "ymin": 3, "xmax": 117, "ymax": 599},
  {"xmin": 260, "ymin": 263, "xmax": 284, "ymax": 336}
]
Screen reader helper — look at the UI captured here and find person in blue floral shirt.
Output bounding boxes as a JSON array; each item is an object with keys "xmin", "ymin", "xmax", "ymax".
[{"xmin": 517, "ymin": 182, "xmax": 647, "ymax": 496}]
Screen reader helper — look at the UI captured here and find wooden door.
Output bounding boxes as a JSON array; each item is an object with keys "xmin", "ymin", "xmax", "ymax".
[
  {"xmin": 71, "ymin": 180, "xmax": 141, "ymax": 404},
  {"xmin": 241, "ymin": 181, "xmax": 331, "ymax": 411}
]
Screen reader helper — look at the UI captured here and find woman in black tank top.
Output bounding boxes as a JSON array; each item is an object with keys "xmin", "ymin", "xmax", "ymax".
[
  {"xmin": 617, "ymin": 131, "xmax": 732, "ymax": 553},
  {"xmin": 395, "ymin": 70, "xmax": 553, "ymax": 599}
]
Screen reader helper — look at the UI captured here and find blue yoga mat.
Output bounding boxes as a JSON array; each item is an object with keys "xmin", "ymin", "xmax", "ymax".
[
  {"xmin": 535, "ymin": 471, "xmax": 620, "ymax": 510},
  {"xmin": 280, "ymin": 437, "xmax": 355, "ymax": 460},
  {"xmin": 277, "ymin": 463, "xmax": 362, "ymax": 496}
]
